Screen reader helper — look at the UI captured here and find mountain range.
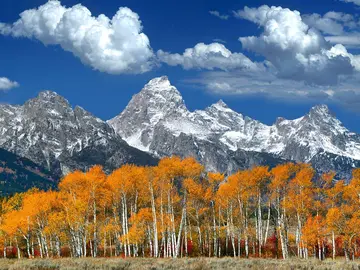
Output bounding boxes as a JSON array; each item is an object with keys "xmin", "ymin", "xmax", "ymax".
[
  {"xmin": 0, "ymin": 91, "xmax": 157, "ymax": 181},
  {"xmin": 108, "ymin": 76, "xmax": 360, "ymax": 179},
  {"xmin": 0, "ymin": 76, "xmax": 359, "ymax": 194}
]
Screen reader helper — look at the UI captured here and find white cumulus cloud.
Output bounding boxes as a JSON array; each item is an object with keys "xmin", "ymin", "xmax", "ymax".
[
  {"xmin": 235, "ymin": 5, "xmax": 356, "ymax": 85},
  {"xmin": 302, "ymin": 12, "xmax": 360, "ymax": 49},
  {"xmin": 157, "ymin": 43, "xmax": 261, "ymax": 71},
  {"xmin": 0, "ymin": 0, "xmax": 154, "ymax": 74},
  {"xmin": 0, "ymin": 77, "xmax": 19, "ymax": 91},
  {"xmin": 306, "ymin": 12, "xmax": 356, "ymax": 31},
  {"xmin": 302, "ymin": 12, "xmax": 355, "ymax": 35}
]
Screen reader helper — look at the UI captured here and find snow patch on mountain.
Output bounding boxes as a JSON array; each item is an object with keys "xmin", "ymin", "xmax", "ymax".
[
  {"xmin": 0, "ymin": 90, "xmax": 157, "ymax": 175},
  {"xmin": 109, "ymin": 76, "xmax": 360, "ymax": 163}
]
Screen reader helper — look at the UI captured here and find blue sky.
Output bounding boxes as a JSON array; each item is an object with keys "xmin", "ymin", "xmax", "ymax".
[{"xmin": 0, "ymin": 0, "xmax": 360, "ymax": 132}]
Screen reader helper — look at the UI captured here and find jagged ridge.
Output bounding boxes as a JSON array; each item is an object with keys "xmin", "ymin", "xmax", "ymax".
[
  {"xmin": 109, "ymin": 76, "xmax": 360, "ymax": 177},
  {"xmin": 1, "ymin": 76, "xmax": 359, "ymax": 184},
  {"xmin": 0, "ymin": 91, "xmax": 158, "ymax": 177}
]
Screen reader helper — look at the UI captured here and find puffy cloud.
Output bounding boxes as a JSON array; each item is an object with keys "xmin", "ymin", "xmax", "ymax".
[
  {"xmin": 209, "ymin": 11, "xmax": 229, "ymax": 20},
  {"xmin": 0, "ymin": 77, "xmax": 19, "ymax": 91},
  {"xmin": 303, "ymin": 15, "xmax": 343, "ymax": 35},
  {"xmin": 323, "ymin": 12, "xmax": 356, "ymax": 25},
  {"xmin": 0, "ymin": 0, "xmax": 154, "ymax": 74},
  {"xmin": 235, "ymin": 5, "xmax": 355, "ymax": 85},
  {"xmin": 303, "ymin": 12, "xmax": 360, "ymax": 48},
  {"xmin": 302, "ymin": 11, "xmax": 359, "ymax": 39},
  {"xmin": 157, "ymin": 43, "xmax": 261, "ymax": 71},
  {"xmin": 326, "ymin": 44, "xmax": 360, "ymax": 71},
  {"xmin": 177, "ymin": 6, "xmax": 360, "ymax": 110}
]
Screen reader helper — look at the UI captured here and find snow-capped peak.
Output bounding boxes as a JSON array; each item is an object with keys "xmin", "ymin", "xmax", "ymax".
[
  {"xmin": 141, "ymin": 76, "xmax": 185, "ymax": 107},
  {"xmin": 38, "ymin": 90, "xmax": 60, "ymax": 99},
  {"xmin": 145, "ymin": 76, "xmax": 171, "ymax": 90},
  {"xmin": 308, "ymin": 104, "xmax": 333, "ymax": 118},
  {"xmin": 36, "ymin": 90, "xmax": 69, "ymax": 105},
  {"xmin": 108, "ymin": 76, "xmax": 189, "ymax": 151},
  {"xmin": 0, "ymin": 91, "xmax": 129, "ymax": 175},
  {"xmin": 215, "ymin": 99, "xmax": 227, "ymax": 106},
  {"xmin": 211, "ymin": 99, "xmax": 230, "ymax": 110},
  {"xmin": 109, "ymin": 76, "xmax": 360, "ymax": 163}
]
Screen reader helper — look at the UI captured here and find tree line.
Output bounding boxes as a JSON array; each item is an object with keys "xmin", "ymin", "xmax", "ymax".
[{"xmin": 0, "ymin": 156, "xmax": 359, "ymax": 260}]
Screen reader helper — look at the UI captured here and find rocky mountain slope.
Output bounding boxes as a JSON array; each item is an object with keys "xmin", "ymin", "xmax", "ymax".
[
  {"xmin": 1, "ymin": 76, "xmax": 358, "ymax": 188},
  {"xmin": 0, "ymin": 91, "xmax": 158, "ymax": 177},
  {"xmin": 109, "ymin": 76, "xmax": 360, "ymax": 179},
  {"xmin": 0, "ymin": 148, "xmax": 57, "ymax": 196}
]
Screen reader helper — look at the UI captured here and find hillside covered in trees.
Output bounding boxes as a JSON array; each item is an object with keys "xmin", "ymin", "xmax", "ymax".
[
  {"xmin": 0, "ymin": 149, "xmax": 58, "ymax": 196},
  {"xmin": 1, "ymin": 156, "xmax": 359, "ymax": 261}
]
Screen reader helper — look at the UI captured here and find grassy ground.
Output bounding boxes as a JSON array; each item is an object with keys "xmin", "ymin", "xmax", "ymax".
[{"xmin": 0, "ymin": 258, "xmax": 360, "ymax": 270}]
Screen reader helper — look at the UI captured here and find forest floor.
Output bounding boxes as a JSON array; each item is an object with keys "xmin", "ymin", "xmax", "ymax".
[{"xmin": 0, "ymin": 258, "xmax": 360, "ymax": 270}]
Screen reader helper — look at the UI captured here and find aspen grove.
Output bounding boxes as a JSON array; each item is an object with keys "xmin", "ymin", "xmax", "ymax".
[{"xmin": 1, "ymin": 156, "xmax": 360, "ymax": 261}]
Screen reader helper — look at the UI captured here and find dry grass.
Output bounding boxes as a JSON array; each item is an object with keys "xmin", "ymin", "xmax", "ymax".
[{"xmin": 0, "ymin": 257, "xmax": 359, "ymax": 270}]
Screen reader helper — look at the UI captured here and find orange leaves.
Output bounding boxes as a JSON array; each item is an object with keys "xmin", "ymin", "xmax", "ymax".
[
  {"xmin": 108, "ymin": 164, "xmax": 145, "ymax": 196},
  {"xmin": 204, "ymin": 187, "xmax": 213, "ymax": 202},
  {"xmin": 302, "ymin": 215, "xmax": 326, "ymax": 248},
  {"xmin": 321, "ymin": 171, "xmax": 336, "ymax": 188},
  {"xmin": 59, "ymin": 170, "xmax": 87, "ymax": 195},
  {"xmin": 344, "ymin": 169, "xmax": 360, "ymax": 210},
  {"xmin": 126, "ymin": 208, "xmax": 154, "ymax": 244},
  {"xmin": 157, "ymin": 156, "xmax": 183, "ymax": 180},
  {"xmin": 352, "ymin": 168, "xmax": 360, "ymax": 181},
  {"xmin": 326, "ymin": 207, "xmax": 345, "ymax": 234},
  {"xmin": 291, "ymin": 164, "xmax": 315, "ymax": 189},
  {"xmin": 183, "ymin": 178, "xmax": 203, "ymax": 199},
  {"xmin": 215, "ymin": 183, "xmax": 234, "ymax": 208},
  {"xmin": 1, "ymin": 210, "xmax": 26, "ymax": 236},
  {"xmin": 130, "ymin": 208, "xmax": 153, "ymax": 224},
  {"xmin": 156, "ymin": 156, "xmax": 203, "ymax": 185},
  {"xmin": 345, "ymin": 214, "xmax": 360, "ymax": 236},
  {"xmin": 1, "ymin": 189, "xmax": 58, "ymax": 235},
  {"xmin": 286, "ymin": 164, "xmax": 315, "ymax": 216},
  {"xmin": 206, "ymin": 172, "xmax": 224, "ymax": 205},
  {"xmin": 3, "ymin": 156, "xmax": 360, "ymax": 259},
  {"xmin": 59, "ymin": 165, "xmax": 108, "ymax": 203},
  {"xmin": 325, "ymin": 180, "xmax": 345, "ymax": 208},
  {"xmin": 207, "ymin": 172, "xmax": 224, "ymax": 186},
  {"xmin": 181, "ymin": 157, "xmax": 204, "ymax": 179},
  {"xmin": 22, "ymin": 190, "xmax": 58, "ymax": 215},
  {"xmin": 227, "ymin": 170, "xmax": 251, "ymax": 202},
  {"xmin": 225, "ymin": 166, "xmax": 270, "ymax": 210},
  {"xmin": 1, "ymin": 192, "xmax": 24, "ymax": 213},
  {"xmin": 270, "ymin": 163, "xmax": 295, "ymax": 191},
  {"xmin": 249, "ymin": 166, "xmax": 270, "ymax": 187},
  {"xmin": 87, "ymin": 165, "xmax": 109, "ymax": 203}
]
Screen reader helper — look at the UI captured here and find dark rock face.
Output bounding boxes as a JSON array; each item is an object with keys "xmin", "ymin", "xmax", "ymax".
[
  {"xmin": 0, "ymin": 148, "xmax": 57, "ymax": 196},
  {"xmin": 310, "ymin": 151, "xmax": 360, "ymax": 180},
  {"xmin": 0, "ymin": 91, "xmax": 158, "ymax": 177}
]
